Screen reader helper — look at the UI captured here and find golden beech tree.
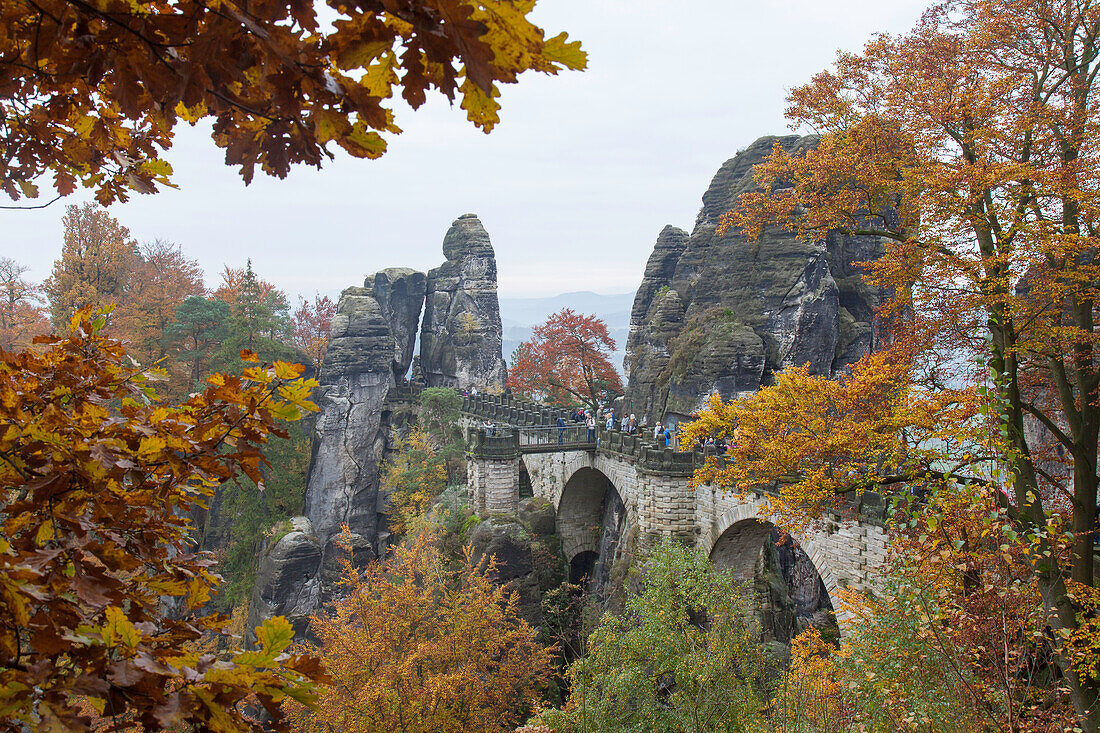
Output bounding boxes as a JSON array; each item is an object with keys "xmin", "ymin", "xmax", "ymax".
[
  {"xmin": 0, "ymin": 0, "xmax": 586, "ymax": 204},
  {"xmin": 288, "ymin": 531, "xmax": 554, "ymax": 733},
  {"xmin": 506, "ymin": 308, "xmax": 622, "ymax": 414},
  {"xmin": 0, "ymin": 308, "xmax": 324, "ymax": 731},
  {"xmin": 682, "ymin": 350, "xmax": 988, "ymax": 532},
  {"xmin": 0, "ymin": 257, "xmax": 48, "ymax": 350},
  {"xmin": 692, "ymin": 0, "xmax": 1100, "ymax": 727},
  {"xmin": 44, "ymin": 203, "xmax": 139, "ymax": 328}
]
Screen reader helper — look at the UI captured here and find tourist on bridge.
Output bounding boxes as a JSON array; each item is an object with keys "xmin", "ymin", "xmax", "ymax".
[
  {"xmin": 620, "ymin": 414, "xmax": 629, "ymax": 432},
  {"xmin": 556, "ymin": 415, "xmax": 565, "ymax": 444},
  {"xmin": 586, "ymin": 413, "xmax": 596, "ymax": 443},
  {"xmin": 628, "ymin": 414, "xmax": 637, "ymax": 434},
  {"xmin": 605, "ymin": 413, "xmax": 615, "ymax": 431}
]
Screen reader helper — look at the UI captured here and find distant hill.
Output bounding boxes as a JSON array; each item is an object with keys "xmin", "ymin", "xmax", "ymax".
[{"xmin": 498, "ymin": 291, "xmax": 636, "ymax": 373}]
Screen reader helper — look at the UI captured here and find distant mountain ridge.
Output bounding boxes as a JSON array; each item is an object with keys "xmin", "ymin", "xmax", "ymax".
[{"xmin": 498, "ymin": 290, "xmax": 636, "ymax": 373}]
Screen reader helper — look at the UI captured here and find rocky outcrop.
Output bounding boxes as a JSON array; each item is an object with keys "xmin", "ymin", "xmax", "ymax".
[
  {"xmin": 468, "ymin": 498, "xmax": 562, "ymax": 625},
  {"xmin": 420, "ymin": 214, "xmax": 507, "ymax": 391},
  {"xmin": 246, "ymin": 518, "xmax": 322, "ymax": 638},
  {"xmin": 247, "ymin": 216, "xmax": 509, "ymax": 633},
  {"xmin": 305, "ymin": 287, "xmax": 395, "ymax": 558},
  {"xmin": 249, "ymin": 287, "xmax": 399, "ymax": 623},
  {"xmin": 364, "ymin": 267, "xmax": 426, "ymax": 382},
  {"xmin": 624, "ymin": 136, "xmax": 885, "ymax": 425}
]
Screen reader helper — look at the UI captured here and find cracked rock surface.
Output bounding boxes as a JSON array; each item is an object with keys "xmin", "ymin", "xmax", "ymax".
[
  {"xmin": 623, "ymin": 136, "xmax": 886, "ymax": 426},
  {"xmin": 364, "ymin": 267, "xmax": 427, "ymax": 382},
  {"xmin": 419, "ymin": 214, "xmax": 507, "ymax": 391},
  {"xmin": 247, "ymin": 215, "xmax": 509, "ymax": 633}
]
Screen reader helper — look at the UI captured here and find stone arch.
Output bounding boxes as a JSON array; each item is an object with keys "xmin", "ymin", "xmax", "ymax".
[
  {"xmin": 708, "ymin": 498, "xmax": 840, "ymax": 641},
  {"xmin": 557, "ymin": 466, "xmax": 630, "ymax": 599},
  {"xmin": 557, "ymin": 467, "xmax": 624, "ymax": 561}
]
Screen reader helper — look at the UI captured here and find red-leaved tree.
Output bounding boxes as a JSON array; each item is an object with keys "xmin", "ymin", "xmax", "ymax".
[
  {"xmin": 292, "ymin": 294, "xmax": 337, "ymax": 371},
  {"xmin": 507, "ymin": 308, "xmax": 622, "ymax": 413}
]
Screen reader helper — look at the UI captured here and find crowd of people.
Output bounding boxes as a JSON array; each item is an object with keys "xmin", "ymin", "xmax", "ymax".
[{"xmin": 473, "ymin": 394, "xmax": 740, "ymax": 456}]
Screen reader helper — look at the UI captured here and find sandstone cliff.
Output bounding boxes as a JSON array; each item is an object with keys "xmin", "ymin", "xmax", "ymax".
[
  {"xmin": 364, "ymin": 267, "xmax": 426, "ymax": 382},
  {"xmin": 247, "ymin": 218, "xmax": 507, "ymax": 636},
  {"xmin": 420, "ymin": 214, "xmax": 507, "ymax": 391},
  {"xmin": 624, "ymin": 136, "xmax": 885, "ymax": 425}
]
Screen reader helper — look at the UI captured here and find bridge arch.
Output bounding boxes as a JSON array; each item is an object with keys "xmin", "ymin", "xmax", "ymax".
[
  {"xmin": 708, "ymin": 497, "xmax": 840, "ymax": 640},
  {"xmin": 557, "ymin": 466, "xmax": 631, "ymax": 594}
]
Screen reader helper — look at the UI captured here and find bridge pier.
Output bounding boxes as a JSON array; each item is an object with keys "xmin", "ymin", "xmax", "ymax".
[{"xmin": 467, "ymin": 429, "xmax": 521, "ymax": 516}]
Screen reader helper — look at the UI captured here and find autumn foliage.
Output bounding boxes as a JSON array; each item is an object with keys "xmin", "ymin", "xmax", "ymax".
[
  {"xmin": 288, "ymin": 531, "xmax": 554, "ymax": 733},
  {"xmin": 0, "ymin": 308, "xmax": 323, "ymax": 731},
  {"xmin": 686, "ymin": 0, "xmax": 1100, "ymax": 727},
  {"xmin": 682, "ymin": 350, "xmax": 985, "ymax": 532},
  {"xmin": 507, "ymin": 308, "xmax": 622, "ymax": 413},
  {"xmin": 381, "ymin": 429, "xmax": 448, "ymax": 536},
  {"xmin": 0, "ymin": 0, "xmax": 585, "ymax": 204},
  {"xmin": 0, "ymin": 258, "xmax": 47, "ymax": 351},
  {"xmin": 292, "ymin": 295, "xmax": 337, "ymax": 371}
]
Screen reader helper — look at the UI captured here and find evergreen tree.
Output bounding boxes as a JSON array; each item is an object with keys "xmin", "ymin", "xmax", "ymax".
[{"xmin": 165, "ymin": 296, "xmax": 231, "ymax": 387}]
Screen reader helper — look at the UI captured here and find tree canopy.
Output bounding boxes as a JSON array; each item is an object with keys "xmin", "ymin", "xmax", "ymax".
[
  {"xmin": 507, "ymin": 308, "xmax": 622, "ymax": 414},
  {"xmin": 538, "ymin": 540, "xmax": 772, "ymax": 733},
  {"xmin": 691, "ymin": 0, "xmax": 1100, "ymax": 727},
  {"xmin": 288, "ymin": 531, "xmax": 553, "ymax": 733},
  {"xmin": 0, "ymin": 308, "xmax": 322, "ymax": 730},
  {"xmin": 0, "ymin": 0, "xmax": 586, "ymax": 204}
]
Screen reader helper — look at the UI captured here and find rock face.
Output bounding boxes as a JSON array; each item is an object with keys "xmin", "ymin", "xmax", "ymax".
[
  {"xmin": 623, "ymin": 136, "xmax": 886, "ymax": 425},
  {"xmin": 247, "ymin": 215, "xmax": 509, "ymax": 635},
  {"xmin": 364, "ymin": 267, "xmax": 427, "ymax": 382},
  {"xmin": 419, "ymin": 214, "xmax": 507, "ymax": 391},
  {"xmin": 246, "ymin": 518, "xmax": 322, "ymax": 639},
  {"xmin": 468, "ymin": 498, "xmax": 562, "ymax": 625},
  {"xmin": 304, "ymin": 287, "xmax": 395, "ymax": 560}
]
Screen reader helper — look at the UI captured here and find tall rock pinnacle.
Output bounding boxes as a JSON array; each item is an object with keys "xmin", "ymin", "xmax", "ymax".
[{"xmin": 419, "ymin": 214, "xmax": 507, "ymax": 391}]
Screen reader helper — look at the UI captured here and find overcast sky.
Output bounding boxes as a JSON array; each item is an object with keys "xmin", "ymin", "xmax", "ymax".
[{"xmin": 4, "ymin": 0, "xmax": 928, "ymax": 301}]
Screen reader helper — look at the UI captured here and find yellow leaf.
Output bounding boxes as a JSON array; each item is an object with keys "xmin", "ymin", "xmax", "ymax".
[
  {"xmin": 459, "ymin": 77, "xmax": 501, "ymax": 130},
  {"xmin": 336, "ymin": 39, "xmax": 391, "ymax": 69},
  {"xmin": 35, "ymin": 519, "xmax": 55, "ymax": 546},
  {"xmin": 173, "ymin": 100, "xmax": 208, "ymax": 123},
  {"xmin": 104, "ymin": 606, "xmax": 141, "ymax": 650},
  {"xmin": 542, "ymin": 32, "xmax": 587, "ymax": 70},
  {"xmin": 362, "ymin": 53, "xmax": 399, "ymax": 98},
  {"xmin": 312, "ymin": 109, "xmax": 347, "ymax": 144},
  {"xmin": 138, "ymin": 435, "xmax": 167, "ymax": 460},
  {"xmin": 255, "ymin": 616, "xmax": 294, "ymax": 660},
  {"xmin": 71, "ymin": 115, "xmax": 97, "ymax": 138},
  {"xmin": 338, "ymin": 123, "xmax": 387, "ymax": 159}
]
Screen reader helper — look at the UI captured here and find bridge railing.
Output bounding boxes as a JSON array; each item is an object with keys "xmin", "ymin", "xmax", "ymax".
[
  {"xmin": 462, "ymin": 393, "xmax": 563, "ymax": 427},
  {"xmin": 516, "ymin": 424, "xmax": 593, "ymax": 447},
  {"xmin": 461, "ymin": 394, "xmax": 888, "ymax": 522}
]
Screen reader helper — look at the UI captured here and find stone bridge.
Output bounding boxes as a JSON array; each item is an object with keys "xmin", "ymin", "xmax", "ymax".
[{"xmin": 448, "ymin": 391, "xmax": 890, "ymax": 625}]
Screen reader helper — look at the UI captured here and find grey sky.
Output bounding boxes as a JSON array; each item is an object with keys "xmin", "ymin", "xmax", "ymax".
[{"xmin": 4, "ymin": 0, "xmax": 928, "ymax": 300}]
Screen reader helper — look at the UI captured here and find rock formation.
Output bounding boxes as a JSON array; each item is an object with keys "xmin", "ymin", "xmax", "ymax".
[
  {"xmin": 468, "ymin": 498, "xmax": 563, "ymax": 625},
  {"xmin": 624, "ymin": 136, "xmax": 885, "ymax": 425},
  {"xmin": 419, "ymin": 214, "xmax": 507, "ymax": 391},
  {"xmin": 364, "ymin": 267, "xmax": 427, "ymax": 382},
  {"xmin": 247, "ymin": 217, "xmax": 508, "ymax": 635},
  {"xmin": 246, "ymin": 518, "xmax": 322, "ymax": 638}
]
